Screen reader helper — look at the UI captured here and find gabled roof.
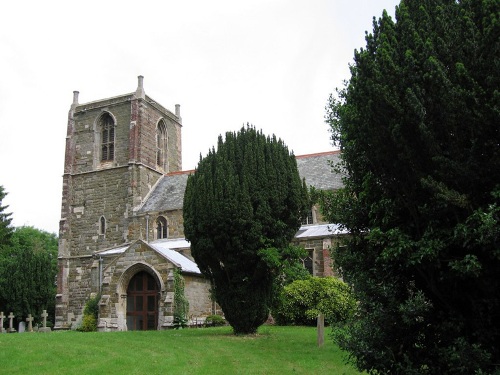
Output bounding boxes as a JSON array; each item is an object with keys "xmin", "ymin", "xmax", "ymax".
[
  {"xmin": 148, "ymin": 238, "xmax": 200, "ymax": 274},
  {"xmin": 138, "ymin": 151, "xmax": 343, "ymax": 213},
  {"xmin": 96, "ymin": 238, "xmax": 200, "ymax": 274}
]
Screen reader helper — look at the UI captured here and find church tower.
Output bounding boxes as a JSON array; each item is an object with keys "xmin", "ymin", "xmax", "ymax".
[{"xmin": 55, "ymin": 76, "xmax": 183, "ymax": 329}]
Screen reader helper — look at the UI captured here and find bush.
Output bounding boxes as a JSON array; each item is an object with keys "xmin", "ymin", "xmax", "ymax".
[
  {"xmin": 205, "ymin": 315, "xmax": 226, "ymax": 327},
  {"xmin": 78, "ymin": 294, "xmax": 100, "ymax": 332},
  {"xmin": 79, "ymin": 314, "xmax": 97, "ymax": 332},
  {"xmin": 274, "ymin": 277, "xmax": 355, "ymax": 326}
]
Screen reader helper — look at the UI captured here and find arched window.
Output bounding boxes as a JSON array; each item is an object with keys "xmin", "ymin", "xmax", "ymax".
[
  {"xmin": 301, "ymin": 208, "xmax": 314, "ymax": 225},
  {"xmin": 156, "ymin": 216, "xmax": 168, "ymax": 239},
  {"xmin": 156, "ymin": 120, "xmax": 167, "ymax": 171},
  {"xmin": 99, "ymin": 216, "xmax": 106, "ymax": 235},
  {"xmin": 100, "ymin": 113, "xmax": 115, "ymax": 161},
  {"xmin": 302, "ymin": 249, "xmax": 314, "ymax": 275}
]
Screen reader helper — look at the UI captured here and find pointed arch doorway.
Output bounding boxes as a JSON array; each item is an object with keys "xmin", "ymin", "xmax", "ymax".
[{"xmin": 126, "ymin": 271, "xmax": 159, "ymax": 330}]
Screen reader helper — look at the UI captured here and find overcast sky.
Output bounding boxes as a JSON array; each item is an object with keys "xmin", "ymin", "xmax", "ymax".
[{"xmin": 0, "ymin": 0, "xmax": 399, "ymax": 234}]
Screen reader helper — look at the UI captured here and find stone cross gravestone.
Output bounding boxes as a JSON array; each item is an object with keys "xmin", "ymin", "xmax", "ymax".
[
  {"xmin": 18, "ymin": 321, "xmax": 26, "ymax": 333},
  {"xmin": 39, "ymin": 310, "xmax": 51, "ymax": 333},
  {"xmin": 0, "ymin": 311, "xmax": 5, "ymax": 333},
  {"xmin": 7, "ymin": 312, "xmax": 16, "ymax": 333},
  {"xmin": 26, "ymin": 314, "xmax": 34, "ymax": 332}
]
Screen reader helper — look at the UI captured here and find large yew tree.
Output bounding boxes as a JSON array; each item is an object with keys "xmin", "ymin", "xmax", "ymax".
[
  {"xmin": 324, "ymin": 1, "xmax": 499, "ymax": 373},
  {"xmin": 183, "ymin": 126, "xmax": 307, "ymax": 334}
]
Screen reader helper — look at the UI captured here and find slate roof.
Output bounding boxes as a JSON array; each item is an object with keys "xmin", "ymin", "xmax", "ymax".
[
  {"xmin": 138, "ymin": 151, "xmax": 343, "ymax": 213},
  {"xmin": 138, "ymin": 171, "xmax": 192, "ymax": 213},
  {"xmin": 295, "ymin": 151, "xmax": 344, "ymax": 191}
]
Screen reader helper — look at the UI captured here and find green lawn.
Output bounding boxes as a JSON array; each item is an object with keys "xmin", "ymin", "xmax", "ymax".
[{"xmin": 0, "ymin": 325, "xmax": 361, "ymax": 374}]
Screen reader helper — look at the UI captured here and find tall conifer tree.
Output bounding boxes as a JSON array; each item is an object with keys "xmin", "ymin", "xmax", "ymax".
[
  {"xmin": 0, "ymin": 186, "xmax": 13, "ymax": 252},
  {"xmin": 183, "ymin": 126, "xmax": 308, "ymax": 334}
]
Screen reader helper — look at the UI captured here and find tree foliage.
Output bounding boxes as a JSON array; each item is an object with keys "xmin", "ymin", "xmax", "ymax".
[
  {"xmin": 78, "ymin": 293, "xmax": 100, "ymax": 332},
  {"xmin": 183, "ymin": 125, "xmax": 308, "ymax": 334},
  {"xmin": 324, "ymin": 0, "xmax": 499, "ymax": 373},
  {"xmin": 173, "ymin": 268, "xmax": 189, "ymax": 329},
  {"xmin": 0, "ymin": 186, "xmax": 13, "ymax": 252},
  {"xmin": 0, "ymin": 226, "xmax": 58, "ymax": 325},
  {"xmin": 274, "ymin": 276, "xmax": 356, "ymax": 326}
]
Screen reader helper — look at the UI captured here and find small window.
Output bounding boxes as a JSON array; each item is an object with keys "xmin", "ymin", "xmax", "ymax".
[
  {"xmin": 156, "ymin": 216, "xmax": 168, "ymax": 239},
  {"xmin": 156, "ymin": 120, "xmax": 167, "ymax": 170},
  {"xmin": 99, "ymin": 216, "xmax": 106, "ymax": 235},
  {"xmin": 301, "ymin": 209, "xmax": 314, "ymax": 225},
  {"xmin": 302, "ymin": 249, "xmax": 314, "ymax": 275},
  {"xmin": 100, "ymin": 113, "xmax": 115, "ymax": 161}
]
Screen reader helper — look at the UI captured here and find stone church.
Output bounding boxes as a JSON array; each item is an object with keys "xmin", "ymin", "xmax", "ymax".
[{"xmin": 55, "ymin": 76, "xmax": 344, "ymax": 331}]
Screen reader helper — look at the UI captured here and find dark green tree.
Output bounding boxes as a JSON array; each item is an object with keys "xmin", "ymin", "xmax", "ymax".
[
  {"xmin": 0, "ymin": 186, "xmax": 13, "ymax": 252},
  {"xmin": 0, "ymin": 226, "xmax": 58, "ymax": 325},
  {"xmin": 183, "ymin": 125, "xmax": 308, "ymax": 334},
  {"xmin": 324, "ymin": 0, "xmax": 499, "ymax": 373}
]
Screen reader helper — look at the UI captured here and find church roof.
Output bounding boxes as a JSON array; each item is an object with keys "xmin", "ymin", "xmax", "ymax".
[
  {"xmin": 149, "ymin": 238, "xmax": 200, "ymax": 274},
  {"xmin": 96, "ymin": 238, "xmax": 200, "ymax": 274},
  {"xmin": 138, "ymin": 171, "xmax": 192, "ymax": 213},
  {"xmin": 295, "ymin": 151, "xmax": 344, "ymax": 191},
  {"xmin": 294, "ymin": 223, "xmax": 347, "ymax": 239},
  {"xmin": 138, "ymin": 150, "xmax": 343, "ymax": 213}
]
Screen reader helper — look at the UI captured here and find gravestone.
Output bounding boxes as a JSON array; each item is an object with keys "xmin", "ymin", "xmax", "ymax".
[
  {"xmin": 26, "ymin": 314, "xmax": 34, "ymax": 332},
  {"xmin": 7, "ymin": 312, "xmax": 16, "ymax": 333},
  {"xmin": 18, "ymin": 321, "xmax": 26, "ymax": 333},
  {"xmin": 0, "ymin": 312, "xmax": 5, "ymax": 333},
  {"xmin": 39, "ymin": 310, "xmax": 52, "ymax": 333}
]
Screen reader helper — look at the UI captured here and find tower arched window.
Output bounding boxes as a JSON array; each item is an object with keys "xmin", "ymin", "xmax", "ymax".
[
  {"xmin": 99, "ymin": 216, "xmax": 106, "ymax": 235},
  {"xmin": 156, "ymin": 216, "xmax": 168, "ymax": 239},
  {"xmin": 100, "ymin": 113, "xmax": 115, "ymax": 162},
  {"xmin": 156, "ymin": 120, "xmax": 167, "ymax": 171}
]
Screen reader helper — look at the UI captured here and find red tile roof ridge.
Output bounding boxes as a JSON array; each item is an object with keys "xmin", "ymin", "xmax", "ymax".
[
  {"xmin": 170, "ymin": 150, "xmax": 340, "ymax": 175},
  {"xmin": 165, "ymin": 169, "xmax": 195, "ymax": 176},
  {"xmin": 295, "ymin": 150, "xmax": 340, "ymax": 159}
]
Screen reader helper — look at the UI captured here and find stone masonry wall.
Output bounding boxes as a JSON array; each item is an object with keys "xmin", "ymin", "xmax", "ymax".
[
  {"xmin": 184, "ymin": 274, "xmax": 213, "ymax": 318},
  {"xmin": 55, "ymin": 256, "xmax": 96, "ymax": 329}
]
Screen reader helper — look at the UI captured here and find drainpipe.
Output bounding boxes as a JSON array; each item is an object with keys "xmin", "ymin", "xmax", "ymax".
[
  {"xmin": 99, "ymin": 257, "xmax": 103, "ymax": 294},
  {"xmin": 145, "ymin": 214, "xmax": 150, "ymax": 243}
]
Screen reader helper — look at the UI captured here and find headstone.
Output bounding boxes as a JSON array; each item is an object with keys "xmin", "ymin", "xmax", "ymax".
[
  {"xmin": 7, "ymin": 312, "xmax": 16, "ymax": 333},
  {"xmin": 26, "ymin": 314, "xmax": 34, "ymax": 332},
  {"xmin": 18, "ymin": 321, "xmax": 26, "ymax": 333},
  {"xmin": 317, "ymin": 313, "xmax": 324, "ymax": 347},
  {"xmin": 0, "ymin": 312, "xmax": 5, "ymax": 333},
  {"xmin": 39, "ymin": 310, "xmax": 51, "ymax": 333}
]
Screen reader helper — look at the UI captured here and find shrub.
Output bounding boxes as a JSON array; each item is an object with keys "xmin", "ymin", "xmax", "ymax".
[
  {"xmin": 79, "ymin": 314, "xmax": 97, "ymax": 332},
  {"xmin": 275, "ymin": 277, "xmax": 355, "ymax": 326},
  {"xmin": 205, "ymin": 315, "xmax": 226, "ymax": 327},
  {"xmin": 78, "ymin": 294, "xmax": 100, "ymax": 332}
]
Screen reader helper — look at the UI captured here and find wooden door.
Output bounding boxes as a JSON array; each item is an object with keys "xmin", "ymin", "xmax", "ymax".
[{"xmin": 126, "ymin": 271, "xmax": 158, "ymax": 330}]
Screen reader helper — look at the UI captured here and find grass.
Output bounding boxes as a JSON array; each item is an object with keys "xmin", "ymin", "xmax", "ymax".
[{"xmin": 0, "ymin": 325, "xmax": 361, "ymax": 374}]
